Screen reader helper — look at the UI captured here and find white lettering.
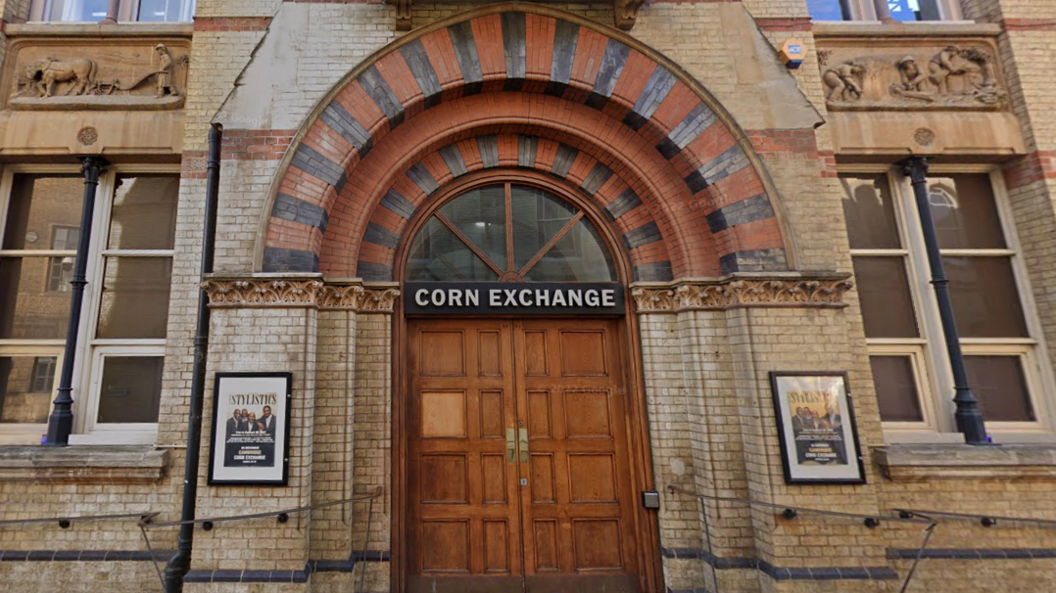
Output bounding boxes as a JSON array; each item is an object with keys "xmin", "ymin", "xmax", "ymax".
[
  {"xmin": 415, "ymin": 289, "xmax": 429, "ymax": 307},
  {"xmin": 449, "ymin": 290, "xmax": 463, "ymax": 307},
  {"xmin": 430, "ymin": 289, "xmax": 446, "ymax": 307},
  {"xmin": 552, "ymin": 290, "xmax": 567, "ymax": 307},
  {"xmin": 503, "ymin": 289, "xmax": 518, "ymax": 306},
  {"xmin": 519, "ymin": 289, "xmax": 532, "ymax": 307},
  {"xmin": 489, "ymin": 289, "xmax": 502, "ymax": 306},
  {"xmin": 465, "ymin": 290, "xmax": 479, "ymax": 307},
  {"xmin": 568, "ymin": 290, "xmax": 583, "ymax": 307},
  {"xmin": 585, "ymin": 289, "xmax": 599, "ymax": 307},
  {"xmin": 602, "ymin": 289, "xmax": 616, "ymax": 307},
  {"xmin": 536, "ymin": 289, "xmax": 550, "ymax": 307}
]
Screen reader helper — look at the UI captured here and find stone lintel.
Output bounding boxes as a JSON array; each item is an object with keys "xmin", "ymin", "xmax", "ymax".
[
  {"xmin": 0, "ymin": 445, "xmax": 168, "ymax": 484},
  {"xmin": 875, "ymin": 443, "xmax": 1056, "ymax": 481},
  {"xmin": 4, "ymin": 23, "xmax": 194, "ymax": 38},
  {"xmin": 812, "ymin": 22, "xmax": 1002, "ymax": 38}
]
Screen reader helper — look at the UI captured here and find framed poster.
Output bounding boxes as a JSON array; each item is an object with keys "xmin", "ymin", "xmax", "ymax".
[
  {"xmin": 769, "ymin": 372, "xmax": 866, "ymax": 485},
  {"xmin": 208, "ymin": 372, "xmax": 292, "ymax": 486}
]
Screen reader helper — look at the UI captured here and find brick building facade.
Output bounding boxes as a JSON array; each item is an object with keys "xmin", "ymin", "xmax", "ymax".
[{"xmin": 2, "ymin": 0, "xmax": 1056, "ymax": 592}]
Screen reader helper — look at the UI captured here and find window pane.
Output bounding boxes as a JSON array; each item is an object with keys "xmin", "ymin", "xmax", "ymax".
[
  {"xmin": 841, "ymin": 175, "xmax": 901, "ymax": 250},
  {"xmin": 0, "ymin": 257, "xmax": 71, "ymax": 339},
  {"xmin": 108, "ymin": 175, "xmax": 179, "ymax": 250},
  {"xmin": 852, "ymin": 256, "xmax": 919, "ymax": 338},
  {"xmin": 871, "ymin": 356, "xmax": 924, "ymax": 422},
  {"xmin": 2, "ymin": 175, "xmax": 82, "ymax": 250},
  {"xmin": 97, "ymin": 357, "xmax": 163, "ymax": 423},
  {"xmin": 137, "ymin": 0, "xmax": 195, "ymax": 21},
  {"xmin": 97, "ymin": 257, "xmax": 173, "ymax": 339},
  {"xmin": 524, "ymin": 219, "xmax": 615, "ymax": 282},
  {"xmin": 0, "ymin": 356, "xmax": 55, "ymax": 424},
  {"xmin": 807, "ymin": 0, "xmax": 849, "ymax": 20},
  {"xmin": 437, "ymin": 185, "xmax": 506, "ymax": 269},
  {"xmin": 406, "ymin": 218, "xmax": 499, "ymax": 281},
  {"xmin": 44, "ymin": 0, "xmax": 107, "ymax": 21},
  {"xmin": 944, "ymin": 256, "xmax": 1028, "ymax": 338},
  {"xmin": 510, "ymin": 185, "xmax": 578, "ymax": 271},
  {"xmin": 965, "ymin": 355, "xmax": 1035, "ymax": 422},
  {"xmin": 888, "ymin": 0, "xmax": 944, "ymax": 22},
  {"xmin": 928, "ymin": 175, "xmax": 1006, "ymax": 249}
]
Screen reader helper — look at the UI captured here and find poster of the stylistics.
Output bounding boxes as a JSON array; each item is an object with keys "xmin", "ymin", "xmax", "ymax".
[
  {"xmin": 770, "ymin": 372, "xmax": 865, "ymax": 484},
  {"xmin": 209, "ymin": 372, "xmax": 292, "ymax": 485}
]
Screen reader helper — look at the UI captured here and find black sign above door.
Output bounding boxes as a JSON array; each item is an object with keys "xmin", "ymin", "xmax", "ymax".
[{"xmin": 404, "ymin": 282, "xmax": 625, "ymax": 315}]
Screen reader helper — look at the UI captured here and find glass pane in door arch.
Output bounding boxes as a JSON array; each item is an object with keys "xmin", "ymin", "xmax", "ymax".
[{"xmin": 405, "ymin": 183, "xmax": 616, "ymax": 282}]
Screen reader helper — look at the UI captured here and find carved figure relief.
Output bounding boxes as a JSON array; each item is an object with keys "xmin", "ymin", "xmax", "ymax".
[
  {"xmin": 4, "ymin": 39, "xmax": 190, "ymax": 110},
  {"xmin": 823, "ymin": 61, "xmax": 867, "ymax": 102},
  {"xmin": 819, "ymin": 41, "xmax": 1008, "ymax": 111}
]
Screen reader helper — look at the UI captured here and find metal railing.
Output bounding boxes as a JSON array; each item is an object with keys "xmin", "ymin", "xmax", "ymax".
[{"xmin": 0, "ymin": 486, "xmax": 384, "ymax": 593}]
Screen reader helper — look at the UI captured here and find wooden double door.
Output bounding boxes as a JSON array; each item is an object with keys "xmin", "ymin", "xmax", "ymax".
[{"xmin": 406, "ymin": 318, "xmax": 642, "ymax": 593}]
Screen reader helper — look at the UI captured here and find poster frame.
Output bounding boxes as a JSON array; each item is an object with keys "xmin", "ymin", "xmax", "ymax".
[
  {"xmin": 769, "ymin": 371, "xmax": 866, "ymax": 485},
  {"xmin": 208, "ymin": 371, "xmax": 293, "ymax": 486}
]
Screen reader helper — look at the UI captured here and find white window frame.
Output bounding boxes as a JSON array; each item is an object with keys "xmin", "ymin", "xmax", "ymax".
[
  {"xmin": 0, "ymin": 164, "xmax": 178, "ymax": 445},
  {"xmin": 843, "ymin": 165, "xmax": 1056, "ymax": 443}
]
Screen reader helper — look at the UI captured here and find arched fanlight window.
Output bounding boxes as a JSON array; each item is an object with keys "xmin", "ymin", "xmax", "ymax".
[{"xmin": 406, "ymin": 183, "xmax": 616, "ymax": 282}]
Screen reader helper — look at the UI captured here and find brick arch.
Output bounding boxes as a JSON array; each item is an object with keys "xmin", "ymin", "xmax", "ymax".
[
  {"xmin": 259, "ymin": 3, "xmax": 792, "ymax": 279},
  {"xmin": 356, "ymin": 133, "xmax": 678, "ymax": 282}
]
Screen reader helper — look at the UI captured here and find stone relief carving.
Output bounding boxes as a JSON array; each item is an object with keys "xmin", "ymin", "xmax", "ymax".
[
  {"xmin": 202, "ymin": 279, "xmax": 401, "ymax": 313},
  {"xmin": 631, "ymin": 276, "xmax": 853, "ymax": 313},
  {"xmin": 5, "ymin": 40, "xmax": 189, "ymax": 110},
  {"xmin": 823, "ymin": 61, "xmax": 867, "ymax": 103},
  {"xmin": 819, "ymin": 42, "xmax": 1008, "ymax": 111}
]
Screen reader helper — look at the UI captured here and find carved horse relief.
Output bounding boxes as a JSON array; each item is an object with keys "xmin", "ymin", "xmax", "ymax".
[
  {"xmin": 6, "ymin": 42, "xmax": 189, "ymax": 110},
  {"xmin": 23, "ymin": 58, "xmax": 98, "ymax": 98}
]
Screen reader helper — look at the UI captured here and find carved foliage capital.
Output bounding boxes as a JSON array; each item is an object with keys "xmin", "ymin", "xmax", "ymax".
[
  {"xmin": 201, "ymin": 279, "xmax": 401, "ymax": 313},
  {"xmin": 632, "ymin": 277, "xmax": 853, "ymax": 313}
]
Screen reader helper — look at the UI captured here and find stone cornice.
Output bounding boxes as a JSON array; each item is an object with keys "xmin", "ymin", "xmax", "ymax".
[
  {"xmin": 630, "ymin": 274, "xmax": 853, "ymax": 313},
  {"xmin": 200, "ymin": 276, "xmax": 400, "ymax": 313}
]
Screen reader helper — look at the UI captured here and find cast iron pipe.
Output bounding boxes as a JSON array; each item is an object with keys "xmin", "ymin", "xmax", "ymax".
[
  {"xmin": 163, "ymin": 123, "xmax": 222, "ymax": 592},
  {"xmin": 902, "ymin": 156, "xmax": 989, "ymax": 444},
  {"xmin": 45, "ymin": 156, "xmax": 107, "ymax": 446}
]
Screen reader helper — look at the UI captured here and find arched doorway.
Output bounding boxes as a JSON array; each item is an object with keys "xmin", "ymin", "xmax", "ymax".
[{"xmin": 395, "ymin": 171, "xmax": 654, "ymax": 593}]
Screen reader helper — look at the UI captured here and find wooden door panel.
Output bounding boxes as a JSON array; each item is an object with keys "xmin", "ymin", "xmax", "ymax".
[
  {"xmin": 408, "ymin": 320, "xmax": 522, "ymax": 592},
  {"xmin": 558, "ymin": 330, "xmax": 609, "ymax": 377},
  {"xmin": 419, "ymin": 454, "xmax": 469, "ymax": 504},
  {"xmin": 419, "ymin": 330, "xmax": 466, "ymax": 376},
  {"xmin": 419, "ymin": 520, "xmax": 471, "ymax": 571},
  {"xmin": 567, "ymin": 453, "xmax": 618, "ymax": 503},
  {"xmin": 481, "ymin": 453, "xmax": 508, "ymax": 504},
  {"xmin": 564, "ymin": 390, "xmax": 613, "ymax": 438},
  {"xmin": 420, "ymin": 391, "xmax": 468, "ymax": 438},
  {"xmin": 410, "ymin": 318, "xmax": 641, "ymax": 593},
  {"xmin": 516, "ymin": 320, "xmax": 640, "ymax": 593}
]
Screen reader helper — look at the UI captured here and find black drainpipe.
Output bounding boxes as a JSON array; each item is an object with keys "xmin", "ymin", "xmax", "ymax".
[
  {"xmin": 45, "ymin": 156, "xmax": 107, "ymax": 446},
  {"xmin": 164, "ymin": 123, "xmax": 222, "ymax": 592}
]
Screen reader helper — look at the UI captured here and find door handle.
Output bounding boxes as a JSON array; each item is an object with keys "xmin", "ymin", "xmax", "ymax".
[
  {"xmin": 506, "ymin": 428, "xmax": 516, "ymax": 462},
  {"xmin": 518, "ymin": 428, "xmax": 529, "ymax": 463}
]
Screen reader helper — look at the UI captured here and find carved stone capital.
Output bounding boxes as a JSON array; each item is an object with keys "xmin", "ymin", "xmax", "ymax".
[
  {"xmin": 201, "ymin": 277, "xmax": 401, "ymax": 313},
  {"xmin": 631, "ymin": 275, "xmax": 854, "ymax": 314},
  {"xmin": 200, "ymin": 279, "xmax": 324, "ymax": 308}
]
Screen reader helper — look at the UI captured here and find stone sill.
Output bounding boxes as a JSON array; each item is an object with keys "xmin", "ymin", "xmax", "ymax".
[
  {"xmin": 5, "ymin": 23, "xmax": 194, "ymax": 38},
  {"xmin": 874, "ymin": 444, "xmax": 1056, "ymax": 481},
  {"xmin": 0, "ymin": 445, "xmax": 168, "ymax": 484},
  {"xmin": 813, "ymin": 22, "xmax": 1002, "ymax": 38}
]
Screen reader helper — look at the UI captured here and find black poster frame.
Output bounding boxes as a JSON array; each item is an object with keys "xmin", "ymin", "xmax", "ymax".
[{"xmin": 208, "ymin": 372, "xmax": 293, "ymax": 486}]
